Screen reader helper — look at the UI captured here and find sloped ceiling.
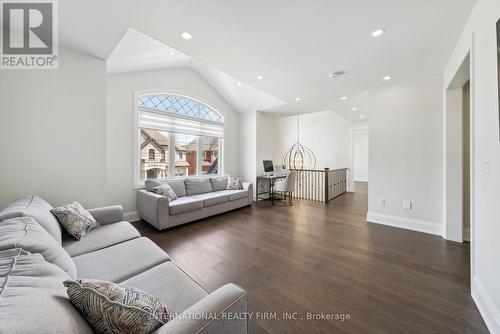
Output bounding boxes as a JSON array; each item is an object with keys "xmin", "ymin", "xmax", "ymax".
[
  {"xmin": 107, "ymin": 29, "xmax": 286, "ymax": 114},
  {"xmin": 61, "ymin": 0, "xmax": 476, "ymax": 120}
]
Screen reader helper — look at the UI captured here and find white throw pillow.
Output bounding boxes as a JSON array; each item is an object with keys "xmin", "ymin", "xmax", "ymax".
[
  {"xmin": 153, "ymin": 183, "xmax": 178, "ymax": 201},
  {"xmin": 226, "ymin": 176, "xmax": 243, "ymax": 190}
]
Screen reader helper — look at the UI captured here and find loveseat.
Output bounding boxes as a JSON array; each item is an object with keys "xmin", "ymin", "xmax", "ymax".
[
  {"xmin": 0, "ymin": 195, "xmax": 248, "ymax": 334},
  {"xmin": 137, "ymin": 175, "xmax": 253, "ymax": 230}
]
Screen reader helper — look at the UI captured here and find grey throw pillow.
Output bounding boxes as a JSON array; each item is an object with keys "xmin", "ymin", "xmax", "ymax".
[
  {"xmin": 226, "ymin": 176, "xmax": 243, "ymax": 190},
  {"xmin": 51, "ymin": 201, "xmax": 99, "ymax": 240},
  {"xmin": 64, "ymin": 279, "xmax": 171, "ymax": 334},
  {"xmin": 153, "ymin": 183, "xmax": 178, "ymax": 202}
]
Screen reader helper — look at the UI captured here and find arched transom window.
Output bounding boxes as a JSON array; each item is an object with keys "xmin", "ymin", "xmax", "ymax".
[
  {"xmin": 138, "ymin": 94, "xmax": 223, "ymax": 123},
  {"xmin": 135, "ymin": 93, "xmax": 223, "ymax": 185}
]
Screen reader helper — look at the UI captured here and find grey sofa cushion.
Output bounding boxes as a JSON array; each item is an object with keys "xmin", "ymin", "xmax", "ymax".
[
  {"xmin": 191, "ymin": 192, "xmax": 229, "ymax": 207},
  {"xmin": 210, "ymin": 176, "xmax": 228, "ymax": 192},
  {"xmin": 145, "ymin": 179, "xmax": 187, "ymax": 197},
  {"xmin": 215, "ymin": 190, "xmax": 249, "ymax": 201},
  {"xmin": 0, "ymin": 216, "xmax": 77, "ymax": 278},
  {"xmin": 63, "ymin": 221, "xmax": 141, "ymax": 257},
  {"xmin": 122, "ymin": 262, "xmax": 208, "ymax": 313},
  {"xmin": 0, "ymin": 195, "xmax": 63, "ymax": 244},
  {"xmin": 184, "ymin": 178, "xmax": 212, "ymax": 196},
  {"xmin": 169, "ymin": 197, "xmax": 203, "ymax": 215},
  {"xmin": 0, "ymin": 248, "xmax": 93, "ymax": 334},
  {"xmin": 72, "ymin": 237, "xmax": 170, "ymax": 282}
]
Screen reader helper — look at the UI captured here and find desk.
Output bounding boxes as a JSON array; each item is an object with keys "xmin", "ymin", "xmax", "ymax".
[{"xmin": 256, "ymin": 174, "xmax": 286, "ymax": 203}]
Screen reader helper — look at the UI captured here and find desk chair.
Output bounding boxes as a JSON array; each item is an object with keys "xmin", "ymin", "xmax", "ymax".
[{"xmin": 273, "ymin": 171, "xmax": 296, "ymax": 205}]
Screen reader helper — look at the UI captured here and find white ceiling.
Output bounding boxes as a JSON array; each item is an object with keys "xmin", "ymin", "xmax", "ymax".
[
  {"xmin": 61, "ymin": 0, "xmax": 476, "ymax": 121},
  {"xmin": 107, "ymin": 29, "xmax": 286, "ymax": 114}
]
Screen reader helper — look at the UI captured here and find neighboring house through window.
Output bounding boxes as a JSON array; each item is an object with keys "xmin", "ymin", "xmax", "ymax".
[{"xmin": 135, "ymin": 93, "xmax": 223, "ymax": 185}]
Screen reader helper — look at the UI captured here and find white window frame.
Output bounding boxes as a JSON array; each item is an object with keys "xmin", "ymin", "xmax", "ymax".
[{"xmin": 134, "ymin": 90, "xmax": 224, "ymax": 189}]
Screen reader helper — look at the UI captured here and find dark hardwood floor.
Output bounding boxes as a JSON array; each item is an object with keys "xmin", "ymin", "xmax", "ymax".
[{"xmin": 133, "ymin": 188, "xmax": 487, "ymax": 334}]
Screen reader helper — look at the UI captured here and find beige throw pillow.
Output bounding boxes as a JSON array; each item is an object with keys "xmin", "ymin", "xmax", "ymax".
[
  {"xmin": 64, "ymin": 279, "xmax": 171, "ymax": 334},
  {"xmin": 153, "ymin": 183, "xmax": 178, "ymax": 202},
  {"xmin": 226, "ymin": 176, "xmax": 243, "ymax": 190},
  {"xmin": 51, "ymin": 201, "xmax": 99, "ymax": 240}
]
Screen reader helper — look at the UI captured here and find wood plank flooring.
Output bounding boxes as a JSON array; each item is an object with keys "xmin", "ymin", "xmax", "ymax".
[{"xmin": 133, "ymin": 189, "xmax": 487, "ymax": 334}]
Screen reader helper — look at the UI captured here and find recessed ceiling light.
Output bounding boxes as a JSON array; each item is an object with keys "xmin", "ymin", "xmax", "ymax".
[
  {"xmin": 371, "ymin": 29, "xmax": 385, "ymax": 37},
  {"xmin": 383, "ymin": 75, "xmax": 392, "ymax": 81},
  {"xmin": 352, "ymin": 107, "xmax": 358, "ymax": 111},
  {"xmin": 168, "ymin": 51, "xmax": 176, "ymax": 56},
  {"xmin": 340, "ymin": 96, "xmax": 347, "ymax": 101},
  {"xmin": 236, "ymin": 82, "xmax": 243, "ymax": 87},
  {"xmin": 180, "ymin": 31, "xmax": 193, "ymax": 40},
  {"xmin": 256, "ymin": 75, "xmax": 264, "ymax": 80},
  {"xmin": 360, "ymin": 115, "xmax": 365, "ymax": 119},
  {"xmin": 295, "ymin": 97, "xmax": 301, "ymax": 102}
]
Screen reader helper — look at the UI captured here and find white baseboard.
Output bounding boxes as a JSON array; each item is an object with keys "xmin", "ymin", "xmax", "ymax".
[
  {"xmin": 124, "ymin": 210, "xmax": 140, "ymax": 223},
  {"xmin": 366, "ymin": 212, "xmax": 442, "ymax": 236},
  {"xmin": 472, "ymin": 276, "xmax": 500, "ymax": 334},
  {"xmin": 354, "ymin": 177, "xmax": 368, "ymax": 182}
]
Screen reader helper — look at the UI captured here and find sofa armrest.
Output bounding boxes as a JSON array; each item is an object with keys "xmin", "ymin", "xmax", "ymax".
[
  {"xmin": 154, "ymin": 284, "xmax": 247, "ymax": 334},
  {"xmin": 87, "ymin": 205, "xmax": 123, "ymax": 225},
  {"xmin": 242, "ymin": 182, "xmax": 253, "ymax": 204},
  {"xmin": 137, "ymin": 189, "xmax": 170, "ymax": 230}
]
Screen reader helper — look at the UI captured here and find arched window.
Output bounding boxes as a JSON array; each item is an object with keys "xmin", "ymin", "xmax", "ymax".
[
  {"xmin": 136, "ymin": 93, "xmax": 223, "ymax": 184},
  {"xmin": 138, "ymin": 94, "xmax": 223, "ymax": 123}
]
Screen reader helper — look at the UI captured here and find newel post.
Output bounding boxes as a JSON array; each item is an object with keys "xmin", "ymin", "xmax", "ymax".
[{"xmin": 324, "ymin": 168, "xmax": 329, "ymax": 203}]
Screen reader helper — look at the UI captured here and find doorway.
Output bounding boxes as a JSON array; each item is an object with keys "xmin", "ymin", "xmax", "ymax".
[
  {"xmin": 351, "ymin": 127, "xmax": 369, "ymax": 194},
  {"xmin": 444, "ymin": 53, "xmax": 472, "ymax": 243}
]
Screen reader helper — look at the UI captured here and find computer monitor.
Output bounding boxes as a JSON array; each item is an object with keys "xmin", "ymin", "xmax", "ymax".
[{"xmin": 263, "ymin": 160, "xmax": 274, "ymax": 174}]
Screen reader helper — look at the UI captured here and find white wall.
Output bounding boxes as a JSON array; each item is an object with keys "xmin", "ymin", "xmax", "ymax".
[
  {"xmin": 256, "ymin": 112, "xmax": 281, "ymax": 175},
  {"xmin": 444, "ymin": 0, "xmax": 500, "ymax": 331},
  {"xmin": 237, "ymin": 111, "xmax": 256, "ymax": 184},
  {"xmin": 106, "ymin": 67, "xmax": 240, "ymax": 213},
  {"xmin": 352, "ymin": 128, "xmax": 369, "ymax": 182},
  {"xmin": 279, "ymin": 111, "xmax": 352, "ymax": 171},
  {"xmin": 367, "ymin": 75, "xmax": 444, "ymax": 235},
  {"xmin": 0, "ymin": 47, "xmax": 107, "ymax": 209}
]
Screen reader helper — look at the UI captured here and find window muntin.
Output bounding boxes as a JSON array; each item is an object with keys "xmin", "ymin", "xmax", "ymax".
[
  {"xmin": 136, "ymin": 94, "xmax": 223, "ymax": 184},
  {"xmin": 138, "ymin": 94, "xmax": 222, "ymax": 123}
]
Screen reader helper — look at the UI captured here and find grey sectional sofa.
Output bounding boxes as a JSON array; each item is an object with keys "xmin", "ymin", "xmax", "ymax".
[
  {"xmin": 138, "ymin": 176, "xmax": 253, "ymax": 230},
  {"xmin": 0, "ymin": 195, "xmax": 248, "ymax": 334}
]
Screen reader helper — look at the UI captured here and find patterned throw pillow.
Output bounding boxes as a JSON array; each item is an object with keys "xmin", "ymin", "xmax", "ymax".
[
  {"xmin": 153, "ymin": 183, "xmax": 178, "ymax": 202},
  {"xmin": 226, "ymin": 176, "xmax": 243, "ymax": 190},
  {"xmin": 50, "ymin": 201, "xmax": 99, "ymax": 240},
  {"xmin": 64, "ymin": 279, "xmax": 171, "ymax": 334}
]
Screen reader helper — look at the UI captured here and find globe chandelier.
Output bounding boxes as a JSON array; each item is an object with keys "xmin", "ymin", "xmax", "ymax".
[{"xmin": 283, "ymin": 113, "xmax": 316, "ymax": 172}]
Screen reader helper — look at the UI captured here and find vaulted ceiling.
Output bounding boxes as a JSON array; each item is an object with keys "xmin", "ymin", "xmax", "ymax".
[{"xmin": 61, "ymin": 0, "xmax": 476, "ymax": 121}]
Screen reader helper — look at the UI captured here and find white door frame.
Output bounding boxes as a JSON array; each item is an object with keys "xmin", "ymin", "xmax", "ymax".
[
  {"xmin": 443, "ymin": 33, "xmax": 475, "ymax": 280},
  {"xmin": 350, "ymin": 126, "xmax": 369, "ymax": 191}
]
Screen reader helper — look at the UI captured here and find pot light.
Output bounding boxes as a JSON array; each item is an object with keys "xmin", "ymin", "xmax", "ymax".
[
  {"xmin": 256, "ymin": 75, "xmax": 264, "ymax": 80},
  {"xmin": 180, "ymin": 31, "xmax": 193, "ymax": 40},
  {"xmin": 168, "ymin": 51, "xmax": 176, "ymax": 56},
  {"xmin": 340, "ymin": 96, "xmax": 347, "ymax": 101},
  {"xmin": 360, "ymin": 115, "xmax": 365, "ymax": 119},
  {"xmin": 352, "ymin": 107, "xmax": 358, "ymax": 111},
  {"xmin": 383, "ymin": 75, "xmax": 392, "ymax": 81},
  {"xmin": 371, "ymin": 29, "xmax": 385, "ymax": 37},
  {"xmin": 236, "ymin": 82, "xmax": 243, "ymax": 87},
  {"xmin": 295, "ymin": 97, "xmax": 301, "ymax": 102}
]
